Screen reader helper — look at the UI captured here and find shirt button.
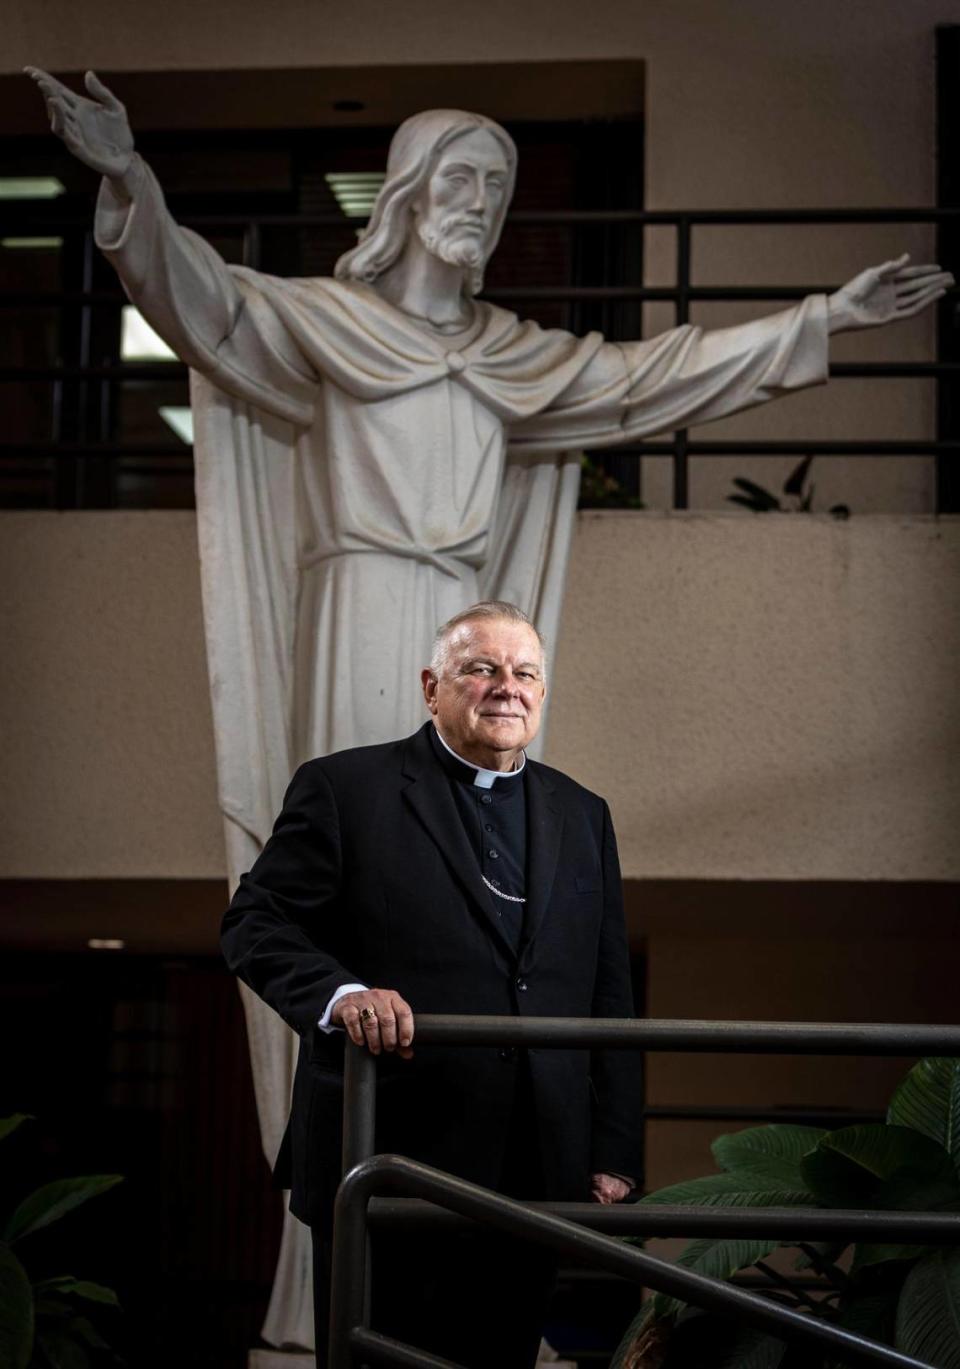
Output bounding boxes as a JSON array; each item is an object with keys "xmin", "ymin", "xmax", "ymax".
[
  {"xmin": 499, "ymin": 1047, "xmax": 517, "ymax": 1063},
  {"xmin": 484, "ymin": 823, "xmax": 494, "ymax": 832},
  {"xmin": 488, "ymin": 849, "xmax": 499, "ymax": 859},
  {"xmin": 516, "ymin": 978, "xmax": 528, "ymax": 992},
  {"xmin": 480, "ymin": 794, "xmax": 492, "ymax": 806},
  {"xmin": 445, "ymin": 350, "xmax": 467, "ymax": 374}
]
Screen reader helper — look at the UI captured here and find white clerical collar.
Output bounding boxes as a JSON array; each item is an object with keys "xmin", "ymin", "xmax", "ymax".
[{"xmin": 432, "ymin": 725, "xmax": 526, "ymax": 789}]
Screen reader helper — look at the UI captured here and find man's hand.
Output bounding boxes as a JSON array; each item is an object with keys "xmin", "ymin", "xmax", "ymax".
[
  {"xmin": 331, "ymin": 987, "xmax": 415, "ymax": 1059},
  {"xmin": 590, "ymin": 1172, "xmax": 632, "ymax": 1205},
  {"xmin": 25, "ymin": 68, "xmax": 135, "ymax": 181},
  {"xmin": 827, "ymin": 253, "xmax": 954, "ymax": 334}
]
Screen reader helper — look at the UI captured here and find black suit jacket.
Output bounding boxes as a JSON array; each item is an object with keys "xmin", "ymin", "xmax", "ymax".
[{"xmin": 221, "ymin": 722, "xmax": 642, "ymax": 1225}]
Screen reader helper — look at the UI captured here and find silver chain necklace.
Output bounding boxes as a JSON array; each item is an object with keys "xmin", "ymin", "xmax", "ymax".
[{"xmin": 481, "ymin": 873, "xmax": 526, "ymax": 904}]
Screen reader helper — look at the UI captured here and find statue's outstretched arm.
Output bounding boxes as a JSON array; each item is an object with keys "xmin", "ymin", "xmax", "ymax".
[
  {"xmin": 26, "ymin": 68, "xmax": 315, "ymax": 424},
  {"xmin": 827, "ymin": 253, "xmax": 953, "ymax": 333},
  {"xmin": 509, "ymin": 252, "xmax": 954, "ymax": 452}
]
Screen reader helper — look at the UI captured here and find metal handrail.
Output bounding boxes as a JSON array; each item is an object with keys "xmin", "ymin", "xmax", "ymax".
[
  {"xmin": 329, "ymin": 1154, "xmax": 939, "ymax": 1369},
  {"xmin": 5, "ymin": 204, "xmax": 960, "ymax": 228},
  {"xmin": 366, "ymin": 1198, "xmax": 960, "ymax": 1242},
  {"xmin": 408, "ymin": 1014, "xmax": 960, "ymax": 1053},
  {"xmin": 332, "ymin": 1017, "xmax": 960, "ymax": 1368}
]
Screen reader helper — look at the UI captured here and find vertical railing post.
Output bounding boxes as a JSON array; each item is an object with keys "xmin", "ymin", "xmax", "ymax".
[
  {"xmin": 342, "ymin": 1040, "xmax": 377, "ymax": 1173},
  {"xmin": 328, "ymin": 1167, "xmax": 371, "ymax": 1369},
  {"xmin": 330, "ymin": 1042, "xmax": 377, "ymax": 1365},
  {"xmin": 673, "ymin": 215, "xmax": 692, "ymax": 510}
]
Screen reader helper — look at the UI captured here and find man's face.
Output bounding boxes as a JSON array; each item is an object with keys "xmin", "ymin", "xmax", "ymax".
[
  {"xmin": 422, "ymin": 617, "xmax": 546, "ymax": 767},
  {"xmin": 414, "ymin": 128, "xmax": 510, "ymax": 272}
]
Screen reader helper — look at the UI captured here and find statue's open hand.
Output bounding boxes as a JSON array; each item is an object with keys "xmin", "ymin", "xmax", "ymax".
[
  {"xmin": 828, "ymin": 253, "xmax": 954, "ymax": 333},
  {"xmin": 25, "ymin": 68, "xmax": 134, "ymax": 180}
]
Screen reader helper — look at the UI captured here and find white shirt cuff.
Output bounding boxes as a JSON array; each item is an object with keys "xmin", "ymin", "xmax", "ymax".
[{"xmin": 318, "ymin": 983, "xmax": 368, "ymax": 1033}]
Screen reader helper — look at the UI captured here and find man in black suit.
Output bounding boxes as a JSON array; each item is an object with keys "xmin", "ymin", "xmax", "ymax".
[{"xmin": 221, "ymin": 601, "xmax": 641, "ymax": 1367}]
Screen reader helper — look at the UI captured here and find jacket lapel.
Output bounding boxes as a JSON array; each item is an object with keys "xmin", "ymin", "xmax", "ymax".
[
  {"xmin": 520, "ymin": 762, "xmax": 564, "ymax": 959},
  {"xmin": 400, "ymin": 725, "xmax": 517, "ymax": 963}
]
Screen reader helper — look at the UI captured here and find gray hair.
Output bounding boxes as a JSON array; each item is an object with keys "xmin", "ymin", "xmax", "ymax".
[
  {"xmin": 334, "ymin": 109, "xmax": 517, "ymax": 298},
  {"xmin": 428, "ymin": 601, "xmax": 547, "ymax": 679}
]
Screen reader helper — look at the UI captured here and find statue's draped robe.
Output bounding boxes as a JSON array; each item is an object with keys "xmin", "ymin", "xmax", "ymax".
[{"xmin": 95, "ymin": 156, "xmax": 830, "ymax": 1350}]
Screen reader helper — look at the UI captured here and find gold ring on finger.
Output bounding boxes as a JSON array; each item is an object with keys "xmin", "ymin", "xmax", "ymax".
[{"xmin": 359, "ymin": 1006, "xmax": 377, "ymax": 1023}]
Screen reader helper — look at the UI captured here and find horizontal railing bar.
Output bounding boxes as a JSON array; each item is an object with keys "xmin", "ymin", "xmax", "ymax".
[
  {"xmin": 555, "ymin": 1263, "xmax": 836, "ymax": 1291},
  {"xmin": 509, "ymin": 207, "xmax": 960, "ymax": 226},
  {"xmin": 481, "ymin": 286, "xmax": 823, "ymax": 300},
  {"xmin": 335, "ymin": 1156, "xmax": 933, "ymax": 1369},
  {"xmin": 486, "ymin": 285, "xmax": 951, "ymax": 302},
  {"xmin": 349, "ymin": 1327, "xmax": 459, "ymax": 1368},
  {"xmin": 367, "ymin": 1197, "xmax": 960, "ymax": 1242},
  {"xmin": 620, "ymin": 440, "xmax": 958, "ymax": 455},
  {"xmin": 0, "ymin": 292, "xmax": 124, "ymax": 306},
  {"xmin": 0, "ymin": 365, "xmax": 188, "ymax": 379},
  {"xmin": 1, "ymin": 441, "xmax": 955, "ymax": 462},
  {"xmin": 411, "ymin": 1016, "xmax": 960, "ymax": 1052},
  {"xmin": 0, "ymin": 444, "xmax": 190, "ymax": 456},
  {"xmin": 1, "ymin": 360, "xmax": 957, "ymax": 382},
  {"xmin": 644, "ymin": 1104, "xmax": 883, "ymax": 1123},
  {"xmin": 3, "ymin": 288, "xmax": 958, "ymax": 312},
  {"xmin": 830, "ymin": 363, "xmax": 959, "ymax": 377},
  {"xmin": 4, "ymin": 206, "xmax": 960, "ymax": 229}
]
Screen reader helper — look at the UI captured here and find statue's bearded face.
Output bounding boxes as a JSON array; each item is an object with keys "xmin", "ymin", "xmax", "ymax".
[{"xmin": 414, "ymin": 128, "xmax": 510, "ymax": 273}]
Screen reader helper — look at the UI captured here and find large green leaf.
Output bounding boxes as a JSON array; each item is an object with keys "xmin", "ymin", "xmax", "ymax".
[
  {"xmin": 801, "ymin": 1124, "xmax": 956, "ymax": 1208},
  {"xmin": 607, "ymin": 1300, "xmax": 668, "ymax": 1369},
  {"xmin": 638, "ymin": 1172, "xmax": 814, "ymax": 1209},
  {"xmin": 852, "ymin": 1242, "xmax": 927, "ymax": 1273},
  {"xmin": 652, "ymin": 1236, "xmax": 783, "ymax": 1319},
  {"xmin": 783, "ymin": 453, "xmax": 815, "ymax": 497},
  {"xmin": 33, "ymin": 1321, "xmax": 92, "ymax": 1369},
  {"xmin": 793, "ymin": 1240, "xmax": 849, "ymax": 1274},
  {"xmin": 888, "ymin": 1058, "xmax": 960, "ymax": 1174},
  {"xmin": 716, "ymin": 1326, "xmax": 787, "ymax": 1369},
  {"xmin": 896, "ymin": 1248, "xmax": 960, "ymax": 1368},
  {"xmin": 0, "ymin": 1242, "xmax": 34, "ymax": 1369},
  {"xmin": 731, "ymin": 477, "xmax": 781, "ymax": 510},
  {"xmin": 33, "ymin": 1277, "xmax": 119, "ymax": 1307},
  {"xmin": 824, "ymin": 1292, "xmax": 898, "ymax": 1369},
  {"xmin": 0, "ymin": 1115, "xmax": 32, "ymax": 1145},
  {"xmin": 728, "ymin": 493, "xmax": 778, "ymax": 512},
  {"xmin": 4, "ymin": 1176, "xmax": 122, "ymax": 1243},
  {"xmin": 711, "ymin": 1125, "xmax": 826, "ymax": 1184}
]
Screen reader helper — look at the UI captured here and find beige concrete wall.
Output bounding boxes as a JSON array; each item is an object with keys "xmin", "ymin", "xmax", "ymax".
[
  {"xmin": 549, "ymin": 511, "xmax": 960, "ymax": 881},
  {"xmin": 1, "ymin": 512, "xmax": 224, "ymax": 877},
  {"xmin": 2, "ymin": 510, "xmax": 957, "ymax": 881}
]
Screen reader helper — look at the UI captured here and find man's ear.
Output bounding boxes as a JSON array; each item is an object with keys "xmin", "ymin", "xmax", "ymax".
[{"xmin": 421, "ymin": 667, "xmax": 439, "ymax": 714}]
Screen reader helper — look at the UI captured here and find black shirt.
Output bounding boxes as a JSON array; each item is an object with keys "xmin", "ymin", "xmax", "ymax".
[{"xmin": 428, "ymin": 724, "xmax": 527, "ymax": 951}]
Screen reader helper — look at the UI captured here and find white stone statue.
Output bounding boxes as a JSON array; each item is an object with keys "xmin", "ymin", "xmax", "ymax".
[{"xmin": 28, "ymin": 66, "xmax": 954, "ymax": 1361}]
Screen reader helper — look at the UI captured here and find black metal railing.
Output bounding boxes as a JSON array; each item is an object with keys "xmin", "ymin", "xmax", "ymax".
[
  {"xmin": 330, "ymin": 1016, "xmax": 960, "ymax": 1369},
  {"xmin": 2, "ymin": 204, "xmax": 957, "ymax": 510}
]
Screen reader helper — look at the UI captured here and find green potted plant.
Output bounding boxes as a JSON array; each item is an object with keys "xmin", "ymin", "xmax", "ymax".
[
  {"xmin": 612, "ymin": 1058, "xmax": 960, "ymax": 1369},
  {"xmin": 579, "ymin": 454, "xmax": 645, "ymax": 509},
  {"xmin": 727, "ymin": 454, "xmax": 849, "ymax": 517},
  {"xmin": 0, "ymin": 1114, "xmax": 124, "ymax": 1368}
]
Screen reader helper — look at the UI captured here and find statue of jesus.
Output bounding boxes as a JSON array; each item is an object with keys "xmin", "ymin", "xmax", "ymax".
[{"xmin": 27, "ymin": 66, "xmax": 954, "ymax": 1355}]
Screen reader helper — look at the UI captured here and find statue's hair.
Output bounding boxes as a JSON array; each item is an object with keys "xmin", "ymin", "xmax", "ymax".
[
  {"xmin": 334, "ymin": 110, "xmax": 517, "ymax": 297},
  {"xmin": 429, "ymin": 601, "xmax": 547, "ymax": 680}
]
